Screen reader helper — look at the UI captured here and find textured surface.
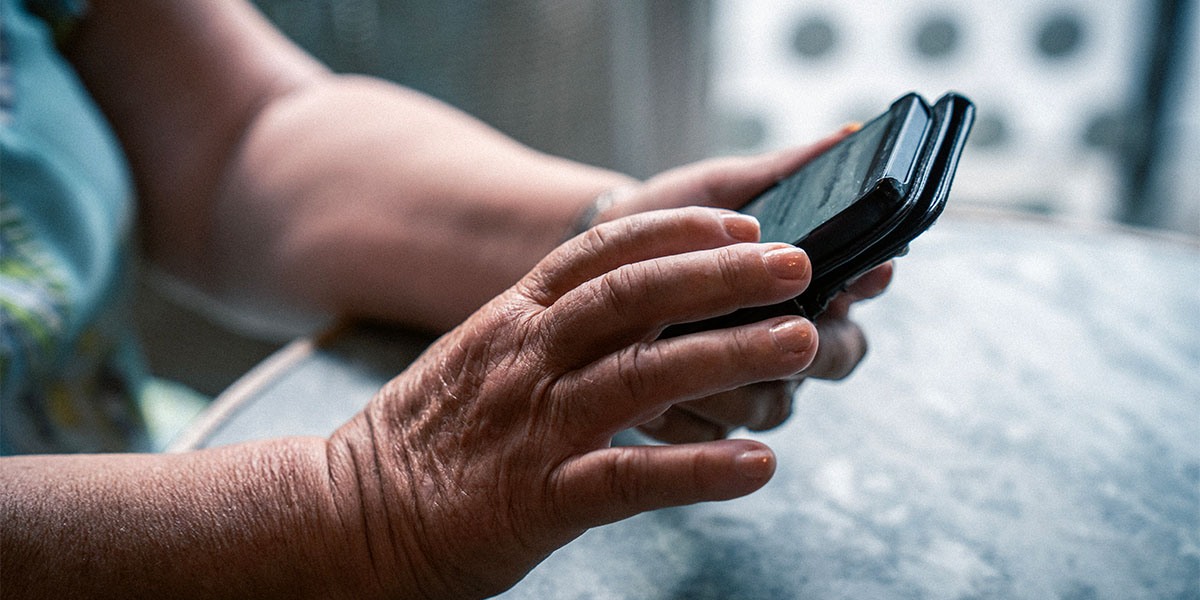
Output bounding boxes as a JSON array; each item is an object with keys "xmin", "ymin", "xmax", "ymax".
[{"xmin": 191, "ymin": 212, "xmax": 1200, "ymax": 599}]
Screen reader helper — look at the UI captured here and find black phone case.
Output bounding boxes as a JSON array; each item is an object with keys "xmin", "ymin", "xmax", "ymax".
[
  {"xmin": 666, "ymin": 93, "xmax": 974, "ymax": 336},
  {"xmin": 803, "ymin": 93, "xmax": 975, "ymax": 315}
]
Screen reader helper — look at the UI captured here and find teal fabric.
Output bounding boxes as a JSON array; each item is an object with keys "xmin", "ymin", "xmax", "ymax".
[{"xmin": 0, "ymin": 0, "xmax": 148, "ymax": 453}]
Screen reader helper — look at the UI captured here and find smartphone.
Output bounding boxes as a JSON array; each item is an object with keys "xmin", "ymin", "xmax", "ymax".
[{"xmin": 669, "ymin": 92, "xmax": 974, "ymax": 335}]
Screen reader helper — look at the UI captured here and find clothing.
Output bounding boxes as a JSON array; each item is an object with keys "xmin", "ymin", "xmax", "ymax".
[{"xmin": 0, "ymin": 0, "xmax": 148, "ymax": 453}]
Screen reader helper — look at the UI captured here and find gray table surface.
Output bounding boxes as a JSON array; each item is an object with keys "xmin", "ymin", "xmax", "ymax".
[{"xmin": 174, "ymin": 211, "xmax": 1200, "ymax": 599}]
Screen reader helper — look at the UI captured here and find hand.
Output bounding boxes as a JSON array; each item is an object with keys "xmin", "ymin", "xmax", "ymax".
[
  {"xmin": 640, "ymin": 262, "xmax": 894, "ymax": 442},
  {"xmin": 581, "ymin": 126, "xmax": 894, "ymax": 443},
  {"xmin": 325, "ymin": 207, "xmax": 820, "ymax": 598}
]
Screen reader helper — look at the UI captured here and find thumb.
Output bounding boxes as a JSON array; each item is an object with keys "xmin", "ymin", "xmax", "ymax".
[
  {"xmin": 551, "ymin": 439, "xmax": 776, "ymax": 528},
  {"xmin": 619, "ymin": 123, "xmax": 861, "ymax": 217}
]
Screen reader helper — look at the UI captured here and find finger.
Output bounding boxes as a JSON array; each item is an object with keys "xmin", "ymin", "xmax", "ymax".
[
  {"xmin": 637, "ymin": 406, "xmax": 731, "ymax": 443},
  {"xmin": 610, "ymin": 124, "xmax": 862, "ymax": 218},
  {"xmin": 520, "ymin": 207, "xmax": 761, "ymax": 305},
  {"xmin": 641, "ymin": 381, "xmax": 797, "ymax": 441},
  {"xmin": 803, "ymin": 317, "xmax": 867, "ymax": 381},
  {"xmin": 686, "ymin": 380, "xmax": 798, "ymax": 432},
  {"xmin": 543, "ymin": 244, "xmax": 811, "ymax": 366},
  {"xmin": 845, "ymin": 261, "xmax": 894, "ymax": 299},
  {"xmin": 551, "ymin": 439, "xmax": 776, "ymax": 528},
  {"xmin": 556, "ymin": 316, "xmax": 817, "ymax": 436},
  {"xmin": 825, "ymin": 261, "xmax": 895, "ymax": 319},
  {"xmin": 811, "ymin": 261, "xmax": 888, "ymax": 371}
]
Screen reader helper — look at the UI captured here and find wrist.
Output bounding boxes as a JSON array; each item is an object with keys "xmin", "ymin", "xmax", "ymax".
[
  {"xmin": 564, "ymin": 183, "xmax": 640, "ymax": 240},
  {"xmin": 195, "ymin": 437, "xmax": 376, "ymax": 599},
  {"xmin": 1, "ymin": 439, "xmax": 374, "ymax": 599},
  {"xmin": 322, "ymin": 417, "xmax": 446, "ymax": 599},
  {"xmin": 259, "ymin": 437, "xmax": 384, "ymax": 599}
]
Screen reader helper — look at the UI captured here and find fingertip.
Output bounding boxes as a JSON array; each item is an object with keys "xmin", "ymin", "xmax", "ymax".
[
  {"xmin": 766, "ymin": 317, "xmax": 820, "ymax": 375},
  {"xmin": 733, "ymin": 443, "xmax": 776, "ymax": 484},
  {"xmin": 720, "ymin": 212, "xmax": 761, "ymax": 243},
  {"xmin": 856, "ymin": 261, "xmax": 895, "ymax": 295},
  {"xmin": 693, "ymin": 439, "xmax": 778, "ymax": 499},
  {"xmin": 805, "ymin": 318, "xmax": 868, "ymax": 381},
  {"xmin": 768, "ymin": 317, "xmax": 817, "ymax": 355},
  {"xmin": 821, "ymin": 296, "xmax": 853, "ymax": 320},
  {"xmin": 763, "ymin": 245, "xmax": 812, "ymax": 282},
  {"xmin": 870, "ymin": 260, "xmax": 895, "ymax": 285},
  {"xmin": 839, "ymin": 261, "xmax": 895, "ymax": 306}
]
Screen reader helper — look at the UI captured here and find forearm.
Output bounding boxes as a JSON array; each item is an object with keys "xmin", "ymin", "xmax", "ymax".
[
  {"xmin": 213, "ymin": 75, "xmax": 635, "ymax": 330},
  {"xmin": 63, "ymin": 0, "xmax": 326, "ymax": 283},
  {"xmin": 66, "ymin": 0, "xmax": 634, "ymax": 332},
  {"xmin": 0, "ymin": 439, "xmax": 365, "ymax": 599}
]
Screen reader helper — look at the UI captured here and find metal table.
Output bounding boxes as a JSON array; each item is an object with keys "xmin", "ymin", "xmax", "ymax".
[{"xmin": 173, "ymin": 210, "xmax": 1200, "ymax": 599}]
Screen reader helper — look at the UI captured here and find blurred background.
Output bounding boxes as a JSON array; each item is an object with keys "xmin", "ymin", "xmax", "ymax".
[
  {"xmin": 139, "ymin": 0, "xmax": 1199, "ymax": 407},
  {"xmin": 246, "ymin": 0, "xmax": 1199, "ymax": 234}
]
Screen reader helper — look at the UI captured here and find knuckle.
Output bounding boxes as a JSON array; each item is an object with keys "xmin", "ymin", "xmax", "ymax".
[
  {"xmin": 727, "ymin": 325, "xmax": 761, "ymax": 362},
  {"xmin": 596, "ymin": 263, "xmax": 641, "ymax": 317},
  {"xmin": 580, "ymin": 219, "xmax": 614, "ymax": 249},
  {"xmin": 675, "ymin": 204, "xmax": 714, "ymax": 221},
  {"xmin": 614, "ymin": 343, "xmax": 658, "ymax": 400},
  {"xmin": 713, "ymin": 246, "xmax": 750, "ymax": 293},
  {"xmin": 577, "ymin": 217, "xmax": 628, "ymax": 258},
  {"xmin": 600, "ymin": 260, "xmax": 665, "ymax": 315},
  {"xmin": 607, "ymin": 449, "xmax": 648, "ymax": 506}
]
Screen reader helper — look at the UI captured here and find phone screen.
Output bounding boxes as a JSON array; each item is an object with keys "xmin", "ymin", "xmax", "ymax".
[{"xmin": 742, "ymin": 115, "xmax": 892, "ymax": 245}]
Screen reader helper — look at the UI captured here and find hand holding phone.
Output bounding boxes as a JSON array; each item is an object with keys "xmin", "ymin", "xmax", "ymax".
[{"xmin": 669, "ymin": 92, "xmax": 974, "ymax": 335}]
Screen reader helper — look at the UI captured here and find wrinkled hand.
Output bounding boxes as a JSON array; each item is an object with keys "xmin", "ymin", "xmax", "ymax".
[
  {"xmin": 325, "ymin": 207, "xmax": 821, "ymax": 598},
  {"xmin": 641, "ymin": 264, "xmax": 892, "ymax": 442},
  {"xmin": 586, "ymin": 127, "xmax": 894, "ymax": 442}
]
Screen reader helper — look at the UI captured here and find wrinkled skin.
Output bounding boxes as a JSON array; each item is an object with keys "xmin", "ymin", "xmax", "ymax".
[
  {"xmin": 586, "ymin": 152, "xmax": 894, "ymax": 444},
  {"xmin": 321, "ymin": 197, "xmax": 894, "ymax": 597},
  {"xmin": 327, "ymin": 206, "xmax": 846, "ymax": 598},
  {"xmin": 637, "ymin": 264, "xmax": 893, "ymax": 443},
  {"xmin": 0, "ymin": 118, "xmax": 894, "ymax": 598}
]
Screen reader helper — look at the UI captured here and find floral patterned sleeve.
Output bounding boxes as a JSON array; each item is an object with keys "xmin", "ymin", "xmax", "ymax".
[{"xmin": 1, "ymin": 0, "xmax": 149, "ymax": 453}]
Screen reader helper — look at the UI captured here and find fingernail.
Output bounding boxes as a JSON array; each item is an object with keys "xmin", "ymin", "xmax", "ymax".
[
  {"xmin": 764, "ymin": 246, "xmax": 809, "ymax": 280},
  {"xmin": 769, "ymin": 318, "xmax": 816, "ymax": 353},
  {"xmin": 736, "ymin": 449, "xmax": 774, "ymax": 480},
  {"xmin": 841, "ymin": 121, "xmax": 863, "ymax": 134},
  {"xmin": 721, "ymin": 213, "xmax": 760, "ymax": 242}
]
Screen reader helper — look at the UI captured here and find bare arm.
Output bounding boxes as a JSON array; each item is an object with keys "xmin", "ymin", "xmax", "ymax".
[
  {"xmin": 2, "ymin": 10, "xmax": 902, "ymax": 596},
  {"xmin": 64, "ymin": 0, "xmax": 890, "ymax": 437},
  {"xmin": 0, "ymin": 439, "xmax": 371, "ymax": 598},
  {"xmin": 65, "ymin": 0, "xmax": 633, "ymax": 331},
  {"xmin": 3, "ymin": 207, "xmax": 823, "ymax": 599}
]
